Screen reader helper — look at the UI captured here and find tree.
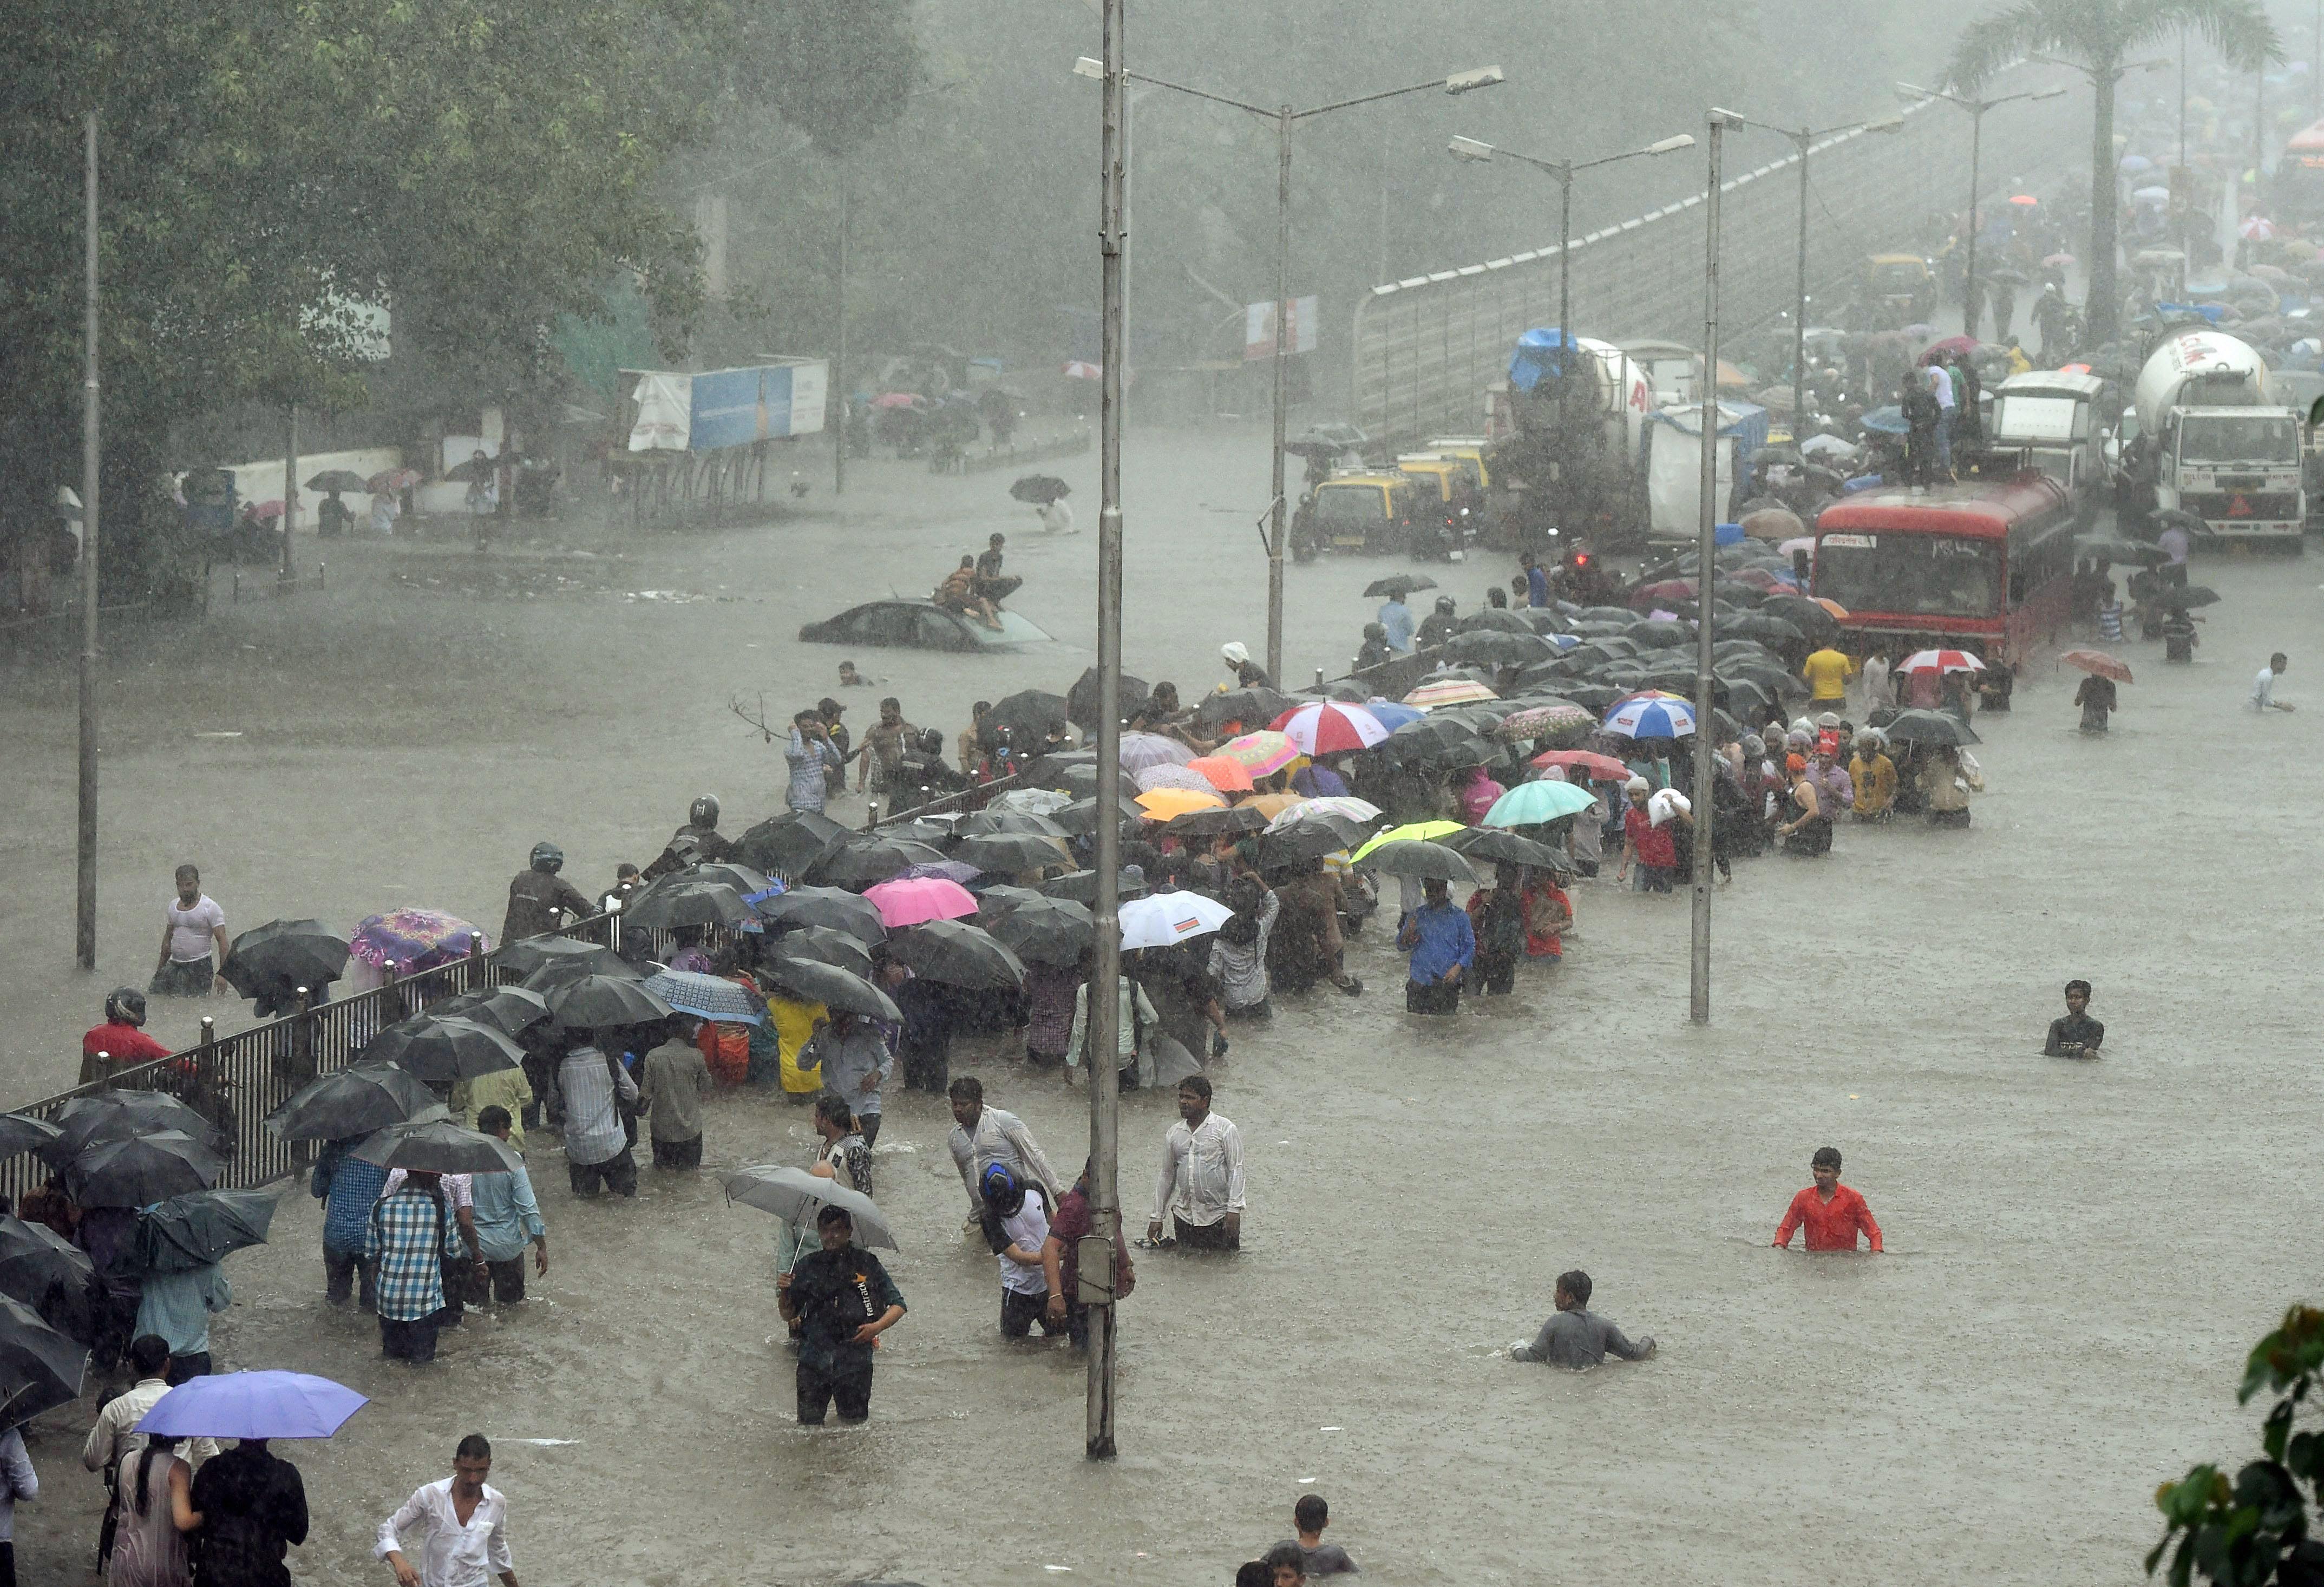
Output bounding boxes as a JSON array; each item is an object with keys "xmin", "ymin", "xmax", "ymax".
[
  {"xmin": 1948, "ymin": 0, "xmax": 2281, "ymax": 349},
  {"xmin": 2150, "ymin": 1306, "xmax": 2324, "ymax": 1587}
]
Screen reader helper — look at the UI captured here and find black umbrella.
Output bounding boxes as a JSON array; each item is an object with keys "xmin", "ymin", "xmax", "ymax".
[
  {"xmin": 1759, "ymin": 594, "xmax": 1838, "ymax": 640},
  {"xmin": 1042, "ymin": 868, "xmax": 1151, "ymax": 904},
  {"xmin": 363, "ymin": 1015, "xmax": 528, "ymax": 1088},
  {"xmin": 731, "ymin": 811, "xmax": 853, "ymax": 877},
  {"xmin": 987, "ymin": 690, "xmax": 1071, "ymax": 751},
  {"xmin": 1383, "ymin": 717, "xmax": 1489, "ymax": 766},
  {"xmin": 1363, "ymin": 574, "xmax": 1436, "ymax": 599},
  {"xmin": 426, "ymin": 983, "xmax": 552, "ymax": 1037},
  {"xmin": 267, "ymin": 1060, "xmax": 441, "ymax": 1141},
  {"xmin": 545, "ymin": 975, "xmax": 673, "ymax": 1032},
  {"xmin": 885, "ymin": 920, "xmax": 1025, "ymax": 988},
  {"xmin": 952, "ymin": 831, "xmax": 1073, "ymax": 874},
  {"xmin": 1066, "ymin": 665, "xmax": 1151, "ymax": 731},
  {"xmin": 141, "ymin": 1188, "xmax": 278, "ymax": 1273},
  {"xmin": 440, "ymin": 454, "xmax": 496, "ymax": 483},
  {"xmin": 769, "ymin": 926, "xmax": 878, "ymax": 980},
  {"xmin": 1010, "ymin": 474, "xmax": 1070, "ymax": 504},
  {"xmin": 1192, "ymin": 687, "xmax": 1299, "ymax": 732},
  {"xmin": 219, "ymin": 919, "xmax": 349, "ymax": 1014},
  {"xmin": 1625, "ymin": 620, "xmax": 1694, "ymax": 650},
  {"xmin": 987, "ymin": 897, "xmax": 1095, "ymax": 966},
  {"xmin": 1442, "ymin": 826, "xmax": 1573, "ymax": 873},
  {"xmin": 645, "ymin": 861, "xmax": 775, "ymax": 896},
  {"xmin": 1439, "ymin": 630, "xmax": 1553, "ymax": 666},
  {"xmin": 44, "ymin": 1093, "xmax": 226, "ymax": 1170},
  {"xmin": 620, "ymin": 878, "xmax": 756, "ymax": 932},
  {"xmin": 756, "ymin": 956, "xmax": 902, "ymax": 1021},
  {"xmin": 68, "ymin": 1132, "xmax": 223, "ymax": 1209},
  {"xmin": 807, "ymin": 837, "xmax": 953, "ymax": 889},
  {"xmin": 0, "ymin": 1116, "xmax": 60, "ymax": 1162},
  {"xmin": 0, "ymin": 1217, "xmax": 95, "ymax": 1343},
  {"xmin": 353, "ymin": 1116, "xmax": 522, "ymax": 1177},
  {"xmin": 2152, "ymin": 584, "xmax": 2220, "ymax": 610},
  {"xmin": 881, "ymin": 817, "xmax": 958, "ymax": 845},
  {"xmin": 1162, "ymin": 804, "xmax": 1268, "ymax": 839},
  {"xmin": 752, "ymin": 887, "xmax": 888, "ymax": 944},
  {"xmin": 959, "ymin": 808, "xmax": 1070, "ymax": 838},
  {"xmin": 305, "ymin": 468, "xmax": 370, "ymax": 493},
  {"xmin": 1882, "ymin": 709, "xmax": 1982, "ymax": 747},
  {"xmin": 496, "ymin": 935, "xmax": 633, "ymax": 982},
  {"xmin": 1353, "ymin": 840, "xmax": 1478, "ymax": 884},
  {"xmin": 1457, "ymin": 609, "xmax": 1537, "ymax": 634},
  {"xmin": 0, "ymin": 1293, "xmax": 88, "ymax": 1432},
  {"xmin": 972, "ymin": 884, "xmax": 1046, "ymax": 917},
  {"xmin": 1052, "ymin": 792, "xmax": 1143, "ymax": 835}
]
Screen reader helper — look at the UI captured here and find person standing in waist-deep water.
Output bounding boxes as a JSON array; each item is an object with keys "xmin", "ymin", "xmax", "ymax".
[
  {"xmin": 2044, "ymin": 979, "xmax": 2105, "ymax": 1058},
  {"xmin": 2253, "ymin": 652, "xmax": 2297, "ymax": 712},
  {"xmin": 2073, "ymin": 669, "xmax": 2118, "ymax": 733},
  {"xmin": 1510, "ymin": 1268, "xmax": 1657, "ymax": 1367},
  {"xmin": 151, "ymin": 865, "xmax": 228, "ymax": 998},
  {"xmin": 1772, "ymin": 1146, "xmax": 1883, "ymax": 1252},
  {"xmin": 1397, "ymin": 875, "xmax": 1473, "ymax": 1014},
  {"xmin": 777, "ymin": 1205, "xmax": 906, "ymax": 1425},
  {"xmin": 981, "ymin": 1164, "xmax": 1066, "ymax": 1339},
  {"xmin": 376, "ymin": 1434, "xmax": 518, "ymax": 1587},
  {"xmin": 1148, "ymin": 1076, "xmax": 1245, "ymax": 1252}
]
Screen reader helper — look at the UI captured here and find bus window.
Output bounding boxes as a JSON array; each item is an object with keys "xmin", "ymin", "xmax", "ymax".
[{"xmin": 1816, "ymin": 534, "xmax": 2004, "ymax": 619}]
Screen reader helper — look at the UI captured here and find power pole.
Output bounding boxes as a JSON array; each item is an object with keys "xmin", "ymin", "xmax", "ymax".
[
  {"xmin": 834, "ymin": 165, "xmax": 848, "ymax": 497},
  {"xmin": 76, "ymin": 110, "xmax": 101, "ymax": 973},
  {"xmin": 1085, "ymin": 0, "xmax": 1127, "ymax": 1463},
  {"xmin": 1692, "ymin": 113, "xmax": 1739, "ymax": 1026}
]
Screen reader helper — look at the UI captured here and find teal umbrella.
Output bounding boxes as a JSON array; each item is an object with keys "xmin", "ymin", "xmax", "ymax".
[{"xmin": 1480, "ymin": 780, "xmax": 1598, "ymax": 827}]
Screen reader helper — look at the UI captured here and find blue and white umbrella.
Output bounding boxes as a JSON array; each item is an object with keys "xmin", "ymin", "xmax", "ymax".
[
  {"xmin": 1602, "ymin": 695, "xmax": 1697, "ymax": 740},
  {"xmin": 643, "ymin": 970, "xmax": 764, "ymax": 1026}
]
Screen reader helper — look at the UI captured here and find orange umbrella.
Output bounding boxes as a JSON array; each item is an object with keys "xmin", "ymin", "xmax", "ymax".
[
  {"xmin": 2060, "ymin": 649, "xmax": 2133, "ymax": 683},
  {"xmin": 1240, "ymin": 792, "xmax": 1307, "ymax": 821},
  {"xmin": 1810, "ymin": 596, "xmax": 1850, "ymax": 619},
  {"xmin": 1134, "ymin": 787, "xmax": 1225, "ymax": 822},
  {"xmin": 1184, "ymin": 756, "xmax": 1256, "ymax": 793}
]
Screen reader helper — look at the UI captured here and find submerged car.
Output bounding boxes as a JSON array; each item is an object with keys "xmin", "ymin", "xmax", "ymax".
[{"xmin": 798, "ymin": 599, "xmax": 1052, "ymax": 651}]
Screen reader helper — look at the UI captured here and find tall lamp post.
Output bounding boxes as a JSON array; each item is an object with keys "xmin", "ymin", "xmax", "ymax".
[
  {"xmin": 1718, "ymin": 111, "xmax": 1903, "ymax": 434},
  {"xmin": 1444, "ymin": 131, "xmax": 1694, "ymax": 537},
  {"xmin": 1073, "ymin": 57, "xmax": 1504, "ymax": 686},
  {"xmin": 77, "ymin": 111, "xmax": 101, "ymax": 972},
  {"xmin": 1084, "ymin": 0, "xmax": 1129, "ymax": 1462},
  {"xmin": 1690, "ymin": 110, "xmax": 1742, "ymax": 1026},
  {"xmin": 1894, "ymin": 83, "xmax": 2067, "ymax": 336}
]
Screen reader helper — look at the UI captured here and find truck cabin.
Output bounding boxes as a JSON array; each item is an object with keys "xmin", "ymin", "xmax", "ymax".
[{"xmin": 1989, "ymin": 371, "xmax": 2108, "ymax": 501}]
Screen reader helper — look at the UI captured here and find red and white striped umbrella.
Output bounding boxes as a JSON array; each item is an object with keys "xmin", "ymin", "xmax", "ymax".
[
  {"xmin": 1899, "ymin": 648, "xmax": 1985, "ymax": 674},
  {"xmin": 2241, "ymin": 214, "xmax": 2279, "ymax": 241},
  {"xmin": 1269, "ymin": 701, "xmax": 1390, "ymax": 756}
]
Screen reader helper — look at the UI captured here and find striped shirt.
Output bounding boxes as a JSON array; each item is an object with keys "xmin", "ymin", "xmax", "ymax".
[
  {"xmin": 556, "ymin": 1047, "xmax": 636, "ymax": 1167},
  {"xmin": 318, "ymin": 1151, "xmax": 388, "ymax": 1254},
  {"xmin": 363, "ymin": 1187, "xmax": 466, "ymax": 1323}
]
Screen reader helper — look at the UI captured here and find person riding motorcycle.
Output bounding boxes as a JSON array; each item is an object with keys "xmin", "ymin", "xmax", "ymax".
[
  {"xmin": 502, "ymin": 841, "xmax": 593, "ymax": 943},
  {"xmin": 642, "ymin": 796, "xmax": 732, "ymax": 880},
  {"xmin": 81, "ymin": 987, "xmax": 173, "ymax": 1085},
  {"xmin": 1416, "ymin": 595, "xmax": 1459, "ymax": 649}
]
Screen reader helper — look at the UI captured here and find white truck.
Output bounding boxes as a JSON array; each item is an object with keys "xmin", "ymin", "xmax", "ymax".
[
  {"xmin": 1989, "ymin": 370, "xmax": 2111, "ymax": 526},
  {"xmin": 2130, "ymin": 330, "xmax": 2306, "ymax": 549}
]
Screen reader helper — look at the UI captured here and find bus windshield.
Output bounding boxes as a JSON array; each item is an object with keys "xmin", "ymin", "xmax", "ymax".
[
  {"xmin": 2178, "ymin": 414, "xmax": 2301, "ymax": 464},
  {"xmin": 1816, "ymin": 533, "xmax": 2003, "ymax": 620}
]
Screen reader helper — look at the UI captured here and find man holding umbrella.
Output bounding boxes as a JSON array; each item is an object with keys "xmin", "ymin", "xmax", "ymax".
[
  {"xmin": 776, "ymin": 1205, "xmax": 906, "ymax": 1425},
  {"xmin": 1396, "ymin": 876, "xmax": 1474, "ymax": 1015}
]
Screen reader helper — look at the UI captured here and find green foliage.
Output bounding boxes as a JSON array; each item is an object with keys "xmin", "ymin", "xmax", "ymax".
[{"xmin": 2148, "ymin": 1306, "xmax": 2324, "ymax": 1587}]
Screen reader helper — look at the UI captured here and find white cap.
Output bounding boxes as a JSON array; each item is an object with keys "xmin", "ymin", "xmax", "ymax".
[
  {"xmin": 1623, "ymin": 775, "xmax": 1650, "ymax": 793},
  {"xmin": 1221, "ymin": 641, "xmax": 1250, "ymax": 665}
]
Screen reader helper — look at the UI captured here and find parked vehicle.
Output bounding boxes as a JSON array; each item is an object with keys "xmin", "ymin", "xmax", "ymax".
[
  {"xmin": 2130, "ymin": 330, "xmax": 2306, "ymax": 549},
  {"xmin": 1291, "ymin": 471, "xmax": 1423, "ymax": 559}
]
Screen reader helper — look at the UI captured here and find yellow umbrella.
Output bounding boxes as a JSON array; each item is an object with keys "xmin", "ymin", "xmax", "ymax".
[
  {"xmin": 1134, "ymin": 787, "xmax": 1226, "ymax": 822},
  {"xmin": 1241, "ymin": 792, "xmax": 1307, "ymax": 821},
  {"xmin": 1351, "ymin": 820, "xmax": 1464, "ymax": 862}
]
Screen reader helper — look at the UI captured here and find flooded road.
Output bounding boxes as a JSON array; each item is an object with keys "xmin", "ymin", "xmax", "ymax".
[{"xmin": 3, "ymin": 427, "xmax": 2320, "ymax": 1584}]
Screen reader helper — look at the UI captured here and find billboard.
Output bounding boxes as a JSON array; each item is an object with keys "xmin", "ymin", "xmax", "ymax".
[
  {"xmin": 1244, "ymin": 296, "xmax": 1319, "ymax": 361},
  {"xmin": 624, "ymin": 358, "xmax": 829, "ymax": 453}
]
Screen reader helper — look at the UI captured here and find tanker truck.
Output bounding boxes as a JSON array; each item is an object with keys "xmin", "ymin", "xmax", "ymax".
[
  {"xmin": 2130, "ymin": 329, "xmax": 2306, "ymax": 550},
  {"xmin": 1483, "ymin": 330, "xmax": 1654, "ymax": 549}
]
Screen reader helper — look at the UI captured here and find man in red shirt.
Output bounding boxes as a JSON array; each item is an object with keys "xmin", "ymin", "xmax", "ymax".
[
  {"xmin": 1772, "ymin": 1145, "xmax": 1882, "ymax": 1252},
  {"xmin": 1615, "ymin": 777, "xmax": 1679, "ymax": 894},
  {"xmin": 80, "ymin": 988, "xmax": 173, "ymax": 1085}
]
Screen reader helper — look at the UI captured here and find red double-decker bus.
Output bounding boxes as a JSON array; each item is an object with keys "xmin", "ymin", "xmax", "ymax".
[{"xmin": 1809, "ymin": 475, "xmax": 2077, "ymax": 670}]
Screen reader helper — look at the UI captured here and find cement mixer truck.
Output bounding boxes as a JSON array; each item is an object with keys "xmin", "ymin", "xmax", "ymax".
[
  {"xmin": 1484, "ymin": 330, "xmax": 1655, "ymax": 549},
  {"xmin": 2130, "ymin": 329, "xmax": 2306, "ymax": 549}
]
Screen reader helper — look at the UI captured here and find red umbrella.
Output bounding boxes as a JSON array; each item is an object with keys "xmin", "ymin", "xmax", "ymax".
[
  {"xmin": 1269, "ymin": 701, "xmax": 1391, "ymax": 756},
  {"xmin": 2060, "ymin": 649, "xmax": 2133, "ymax": 684},
  {"xmin": 1899, "ymin": 648, "xmax": 1985, "ymax": 674},
  {"xmin": 1531, "ymin": 749, "xmax": 1632, "ymax": 782},
  {"xmin": 1628, "ymin": 578, "xmax": 1698, "ymax": 611},
  {"xmin": 245, "ymin": 500, "xmax": 284, "ymax": 522},
  {"xmin": 365, "ymin": 468, "xmax": 421, "ymax": 494},
  {"xmin": 1917, "ymin": 335, "xmax": 1980, "ymax": 365},
  {"xmin": 2008, "ymin": 194, "xmax": 2039, "ymax": 206}
]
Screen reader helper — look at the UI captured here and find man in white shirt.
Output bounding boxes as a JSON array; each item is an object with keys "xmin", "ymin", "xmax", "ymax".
[
  {"xmin": 947, "ymin": 1076, "xmax": 1060, "ymax": 1223},
  {"xmin": 980, "ymin": 1164, "xmax": 1065, "ymax": 1339},
  {"xmin": 1924, "ymin": 363, "xmax": 1955, "ymax": 479},
  {"xmin": 1148, "ymin": 1075, "xmax": 1246, "ymax": 1251},
  {"xmin": 83, "ymin": 1335, "xmax": 217, "ymax": 1569},
  {"xmin": 2254, "ymin": 652, "xmax": 2297, "ymax": 712},
  {"xmin": 379, "ymin": 1433, "xmax": 518, "ymax": 1587}
]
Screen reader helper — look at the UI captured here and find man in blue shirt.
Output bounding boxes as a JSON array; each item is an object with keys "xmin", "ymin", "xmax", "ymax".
[
  {"xmin": 314, "ymin": 1136, "xmax": 387, "ymax": 1310},
  {"xmin": 134, "ymin": 1259, "xmax": 230, "ymax": 1382},
  {"xmin": 1377, "ymin": 594, "xmax": 1416, "ymax": 654},
  {"xmin": 1520, "ymin": 551, "xmax": 1550, "ymax": 608},
  {"xmin": 469, "ymin": 1106, "xmax": 550, "ymax": 1304},
  {"xmin": 1397, "ymin": 876, "xmax": 1474, "ymax": 1015}
]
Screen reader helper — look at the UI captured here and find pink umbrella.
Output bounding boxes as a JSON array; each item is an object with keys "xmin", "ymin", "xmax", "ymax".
[
  {"xmin": 1270, "ymin": 701, "xmax": 1390, "ymax": 756},
  {"xmin": 1219, "ymin": 730, "xmax": 1299, "ymax": 777},
  {"xmin": 862, "ymin": 876, "xmax": 977, "ymax": 928},
  {"xmin": 1184, "ymin": 756, "xmax": 1256, "ymax": 793}
]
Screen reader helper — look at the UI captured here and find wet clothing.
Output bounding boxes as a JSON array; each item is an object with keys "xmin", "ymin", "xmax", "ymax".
[
  {"xmin": 803, "ymin": 1020, "xmax": 891, "ymax": 1126},
  {"xmin": 1511, "ymin": 1307, "xmax": 1655, "ymax": 1367},
  {"xmin": 637, "ymin": 1038, "xmax": 712, "ymax": 1145},
  {"xmin": 2074, "ymin": 674, "xmax": 2116, "ymax": 732},
  {"xmin": 80, "ymin": 1022, "xmax": 171, "ymax": 1084},
  {"xmin": 470, "ymin": 1163, "xmax": 546, "ymax": 1264},
  {"xmin": 500, "ymin": 869, "xmax": 590, "ymax": 945},
  {"xmin": 767, "ymin": 994, "xmax": 827, "ymax": 1096},
  {"xmin": 375, "ymin": 1478, "xmax": 512, "ymax": 1587},
  {"xmin": 187, "ymin": 1443, "xmax": 308, "ymax": 1587},
  {"xmin": 1849, "ymin": 753, "xmax": 1897, "ymax": 818},
  {"xmin": 788, "ymin": 1245, "xmax": 904, "ymax": 1421},
  {"xmin": 108, "ymin": 1450, "xmax": 191, "ymax": 1587},
  {"xmin": 555, "ymin": 1047, "xmax": 636, "ymax": 1167},
  {"xmin": 2045, "ymin": 1012, "xmax": 2105, "ymax": 1056},
  {"xmin": 1399, "ymin": 901, "xmax": 1474, "ymax": 988},
  {"xmin": 164, "ymin": 895, "xmax": 226, "ymax": 965},
  {"xmin": 785, "ymin": 727, "xmax": 839, "ymax": 812},
  {"xmin": 449, "ymin": 1067, "xmax": 532, "ymax": 1155},
  {"xmin": 1774, "ymin": 1184, "xmax": 1882, "ymax": 1251},
  {"xmin": 1801, "ymin": 647, "xmax": 1854, "ymax": 707},
  {"xmin": 1153, "ymin": 1112, "xmax": 1245, "ymax": 1231},
  {"xmin": 364, "ymin": 1185, "xmax": 466, "ymax": 1323},
  {"xmin": 1623, "ymin": 806, "xmax": 1678, "ymax": 871},
  {"xmin": 1377, "ymin": 600, "xmax": 1416, "ymax": 653},
  {"xmin": 134, "ymin": 1263, "xmax": 228, "ymax": 1359},
  {"xmin": 949, "ymin": 1105, "xmax": 1060, "ymax": 1216}
]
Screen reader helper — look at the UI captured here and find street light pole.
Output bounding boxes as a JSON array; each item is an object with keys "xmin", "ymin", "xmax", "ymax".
[
  {"xmin": 1692, "ymin": 110, "xmax": 1738, "ymax": 1027},
  {"xmin": 77, "ymin": 110, "xmax": 101, "ymax": 973},
  {"xmin": 1898, "ymin": 83, "xmax": 2070, "ymax": 331},
  {"xmin": 1085, "ymin": 0, "xmax": 1127, "ymax": 1463},
  {"xmin": 1445, "ymin": 133, "xmax": 1693, "ymax": 535},
  {"xmin": 835, "ymin": 163, "xmax": 848, "ymax": 497},
  {"xmin": 1076, "ymin": 60, "xmax": 1502, "ymax": 687}
]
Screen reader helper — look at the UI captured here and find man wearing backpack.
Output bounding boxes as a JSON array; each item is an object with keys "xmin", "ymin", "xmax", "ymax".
[{"xmin": 777, "ymin": 1206, "xmax": 906, "ymax": 1424}]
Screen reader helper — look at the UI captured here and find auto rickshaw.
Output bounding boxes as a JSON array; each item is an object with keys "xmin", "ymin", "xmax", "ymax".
[
  {"xmin": 1857, "ymin": 254, "xmax": 1936, "ymax": 328},
  {"xmin": 1291, "ymin": 471, "xmax": 1422, "ymax": 559}
]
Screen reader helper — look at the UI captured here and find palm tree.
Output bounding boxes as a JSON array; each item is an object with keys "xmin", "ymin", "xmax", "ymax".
[{"xmin": 1948, "ymin": 0, "xmax": 2281, "ymax": 348}]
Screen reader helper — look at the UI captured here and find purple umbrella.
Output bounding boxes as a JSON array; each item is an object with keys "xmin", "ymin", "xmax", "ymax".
[{"xmin": 135, "ymin": 1370, "xmax": 368, "ymax": 1440}]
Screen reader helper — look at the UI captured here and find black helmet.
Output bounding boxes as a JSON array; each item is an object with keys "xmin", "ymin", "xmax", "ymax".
[
  {"xmin": 1435, "ymin": 595, "xmax": 1456, "ymax": 612},
  {"xmin": 529, "ymin": 841, "xmax": 565, "ymax": 873},
  {"xmin": 105, "ymin": 987, "xmax": 147, "ymax": 1025},
  {"xmin": 689, "ymin": 795, "xmax": 720, "ymax": 829}
]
